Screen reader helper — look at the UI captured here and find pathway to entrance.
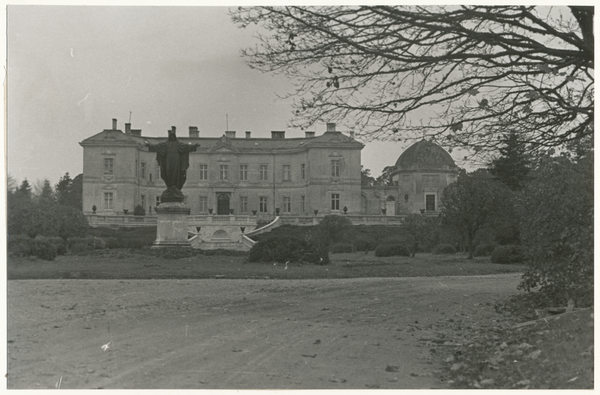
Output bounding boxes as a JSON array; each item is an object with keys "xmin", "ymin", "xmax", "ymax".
[{"xmin": 7, "ymin": 274, "xmax": 522, "ymax": 389}]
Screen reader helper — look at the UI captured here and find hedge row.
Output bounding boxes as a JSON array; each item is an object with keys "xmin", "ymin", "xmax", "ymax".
[
  {"xmin": 248, "ymin": 236, "xmax": 329, "ymax": 264},
  {"xmin": 7, "ymin": 235, "xmax": 65, "ymax": 261}
]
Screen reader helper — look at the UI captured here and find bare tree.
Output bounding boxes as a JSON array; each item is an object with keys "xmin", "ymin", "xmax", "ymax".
[{"xmin": 231, "ymin": 6, "xmax": 593, "ymax": 159}]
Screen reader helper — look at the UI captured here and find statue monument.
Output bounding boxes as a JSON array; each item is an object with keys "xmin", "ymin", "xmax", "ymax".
[
  {"xmin": 145, "ymin": 127, "xmax": 199, "ymax": 248},
  {"xmin": 146, "ymin": 126, "xmax": 199, "ymax": 202}
]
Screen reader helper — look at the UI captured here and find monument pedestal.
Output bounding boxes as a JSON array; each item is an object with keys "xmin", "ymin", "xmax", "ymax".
[{"xmin": 153, "ymin": 202, "xmax": 192, "ymax": 248}]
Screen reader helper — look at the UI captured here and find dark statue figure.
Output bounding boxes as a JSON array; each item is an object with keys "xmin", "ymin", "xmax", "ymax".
[{"xmin": 145, "ymin": 126, "xmax": 199, "ymax": 202}]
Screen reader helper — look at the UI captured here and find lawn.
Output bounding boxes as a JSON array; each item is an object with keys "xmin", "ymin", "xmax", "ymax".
[{"xmin": 7, "ymin": 249, "xmax": 524, "ymax": 280}]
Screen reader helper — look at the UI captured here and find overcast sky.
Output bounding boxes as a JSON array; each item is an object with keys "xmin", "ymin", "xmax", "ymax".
[{"xmin": 7, "ymin": 5, "xmax": 433, "ymax": 187}]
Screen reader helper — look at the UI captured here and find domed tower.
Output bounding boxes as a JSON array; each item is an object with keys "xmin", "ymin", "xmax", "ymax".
[{"xmin": 391, "ymin": 139, "xmax": 458, "ymax": 215}]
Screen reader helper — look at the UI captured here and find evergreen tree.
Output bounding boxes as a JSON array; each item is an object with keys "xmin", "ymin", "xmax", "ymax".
[
  {"xmin": 38, "ymin": 179, "xmax": 55, "ymax": 203},
  {"xmin": 55, "ymin": 172, "xmax": 83, "ymax": 209},
  {"xmin": 488, "ymin": 132, "xmax": 532, "ymax": 190},
  {"xmin": 17, "ymin": 179, "xmax": 32, "ymax": 200}
]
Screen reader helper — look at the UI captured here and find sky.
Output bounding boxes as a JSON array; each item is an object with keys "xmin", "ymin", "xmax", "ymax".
[{"xmin": 6, "ymin": 5, "xmax": 418, "ymax": 188}]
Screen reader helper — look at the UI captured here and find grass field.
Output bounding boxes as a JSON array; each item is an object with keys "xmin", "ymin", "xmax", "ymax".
[{"xmin": 7, "ymin": 249, "xmax": 524, "ymax": 280}]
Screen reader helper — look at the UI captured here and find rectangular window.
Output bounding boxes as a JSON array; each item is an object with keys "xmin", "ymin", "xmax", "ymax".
[
  {"xmin": 199, "ymin": 164, "xmax": 208, "ymax": 180},
  {"xmin": 219, "ymin": 165, "xmax": 228, "ymax": 180},
  {"xmin": 141, "ymin": 194, "xmax": 146, "ymax": 210},
  {"xmin": 141, "ymin": 162, "xmax": 147, "ymax": 179},
  {"xmin": 300, "ymin": 195, "xmax": 306, "ymax": 213},
  {"xmin": 259, "ymin": 164, "xmax": 268, "ymax": 181},
  {"xmin": 199, "ymin": 196, "xmax": 208, "ymax": 213},
  {"xmin": 156, "ymin": 196, "xmax": 161, "ymax": 207},
  {"xmin": 283, "ymin": 165, "xmax": 291, "ymax": 181},
  {"xmin": 104, "ymin": 158, "xmax": 114, "ymax": 174},
  {"xmin": 149, "ymin": 173, "xmax": 153, "ymax": 182},
  {"xmin": 331, "ymin": 160, "xmax": 341, "ymax": 177},
  {"xmin": 240, "ymin": 196, "xmax": 248, "ymax": 213},
  {"xmin": 103, "ymin": 192, "xmax": 114, "ymax": 210},
  {"xmin": 259, "ymin": 197, "xmax": 268, "ymax": 213},
  {"xmin": 331, "ymin": 193, "xmax": 340, "ymax": 211},
  {"xmin": 426, "ymin": 194, "xmax": 436, "ymax": 211},
  {"xmin": 301, "ymin": 163, "xmax": 306, "ymax": 180},
  {"xmin": 283, "ymin": 196, "xmax": 291, "ymax": 213},
  {"xmin": 239, "ymin": 164, "xmax": 248, "ymax": 181},
  {"xmin": 157, "ymin": 165, "xmax": 160, "ymax": 180}
]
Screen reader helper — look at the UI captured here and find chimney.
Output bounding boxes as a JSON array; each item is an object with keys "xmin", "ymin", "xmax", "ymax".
[
  {"xmin": 326, "ymin": 123, "xmax": 336, "ymax": 132},
  {"xmin": 271, "ymin": 131, "xmax": 285, "ymax": 139},
  {"xmin": 189, "ymin": 126, "xmax": 199, "ymax": 138},
  {"xmin": 349, "ymin": 131, "xmax": 355, "ymax": 139},
  {"xmin": 225, "ymin": 131, "xmax": 236, "ymax": 139},
  {"xmin": 125, "ymin": 123, "xmax": 131, "ymax": 134},
  {"xmin": 245, "ymin": 131, "xmax": 251, "ymax": 139},
  {"xmin": 112, "ymin": 118, "xmax": 117, "ymax": 130},
  {"xmin": 171, "ymin": 126, "xmax": 176, "ymax": 133},
  {"xmin": 305, "ymin": 131, "xmax": 315, "ymax": 138}
]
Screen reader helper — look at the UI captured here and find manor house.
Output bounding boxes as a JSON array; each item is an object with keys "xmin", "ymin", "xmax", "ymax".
[{"xmin": 80, "ymin": 119, "xmax": 458, "ymax": 219}]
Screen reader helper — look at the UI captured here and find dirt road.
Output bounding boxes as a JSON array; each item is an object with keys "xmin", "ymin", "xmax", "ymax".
[{"xmin": 7, "ymin": 274, "xmax": 522, "ymax": 389}]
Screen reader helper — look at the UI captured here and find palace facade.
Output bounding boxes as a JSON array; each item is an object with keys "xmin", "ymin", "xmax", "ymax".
[{"xmin": 80, "ymin": 119, "xmax": 458, "ymax": 219}]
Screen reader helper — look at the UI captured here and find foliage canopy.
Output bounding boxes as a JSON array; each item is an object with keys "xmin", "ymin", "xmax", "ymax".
[{"xmin": 232, "ymin": 6, "xmax": 593, "ymax": 159}]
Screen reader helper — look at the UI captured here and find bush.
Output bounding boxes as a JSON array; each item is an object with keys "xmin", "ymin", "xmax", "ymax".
[
  {"xmin": 474, "ymin": 243, "xmax": 495, "ymax": 257},
  {"xmin": 249, "ymin": 236, "xmax": 310, "ymax": 263},
  {"xmin": 491, "ymin": 244, "xmax": 526, "ymax": 264},
  {"xmin": 134, "ymin": 204, "xmax": 145, "ymax": 216},
  {"xmin": 151, "ymin": 247, "xmax": 198, "ymax": 260},
  {"xmin": 69, "ymin": 242, "xmax": 93, "ymax": 255},
  {"xmin": 375, "ymin": 244, "xmax": 410, "ymax": 257},
  {"xmin": 102, "ymin": 237, "xmax": 120, "ymax": 249},
  {"xmin": 330, "ymin": 243, "xmax": 354, "ymax": 254},
  {"xmin": 353, "ymin": 237, "xmax": 377, "ymax": 252},
  {"xmin": 518, "ymin": 153, "xmax": 593, "ymax": 306},
  {"xmin": 8, "ymin": 234, "xmax": 34, "ymax": 257},
  {"xmin": 317, "ymin": 215, "xmax": 354, "ymax": 245},
  {"xmin": 32, "ymin": 237, "xmax": 57, "ymax": 261},
  {"xmin": 91, "ymin": 236, "xmax": 106, "ymax": 250},
  {"xmin": 432, "ymin": 244, "xmax": 457, "ymax": 254},
  {"xmin": 47, "ymin": 237, "xmax": 67, "ymax": 255}
]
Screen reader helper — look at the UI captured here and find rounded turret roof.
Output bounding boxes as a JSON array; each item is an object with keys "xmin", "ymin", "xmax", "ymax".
[{"xmin": 395, "ymin": 139, "xmax": 456, "ymax": 170}]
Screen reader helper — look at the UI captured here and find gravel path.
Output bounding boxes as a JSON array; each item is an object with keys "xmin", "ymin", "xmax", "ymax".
[{"xmin": 7, "ymin": 274, "xmax": 522, "ymax": 389}]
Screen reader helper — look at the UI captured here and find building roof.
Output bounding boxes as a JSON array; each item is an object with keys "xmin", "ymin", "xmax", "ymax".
[
  {"xmin": 395, "ymin": 139, "xmax": 456, "ymax": 170},
  {"xmin": 80, "ymin": 129, "xmax": 364, "ymax": 153}
]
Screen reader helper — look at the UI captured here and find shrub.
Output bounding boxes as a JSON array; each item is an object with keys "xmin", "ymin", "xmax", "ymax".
[
  {"xmin": 381, "ymin": 234, "xmax": 417, "ymax": 255},
  {"xmin": 134, "ymin": 204, "xmax": 145, "ymax": 216},
  {"xmin": 8, "ymin": 234, "xmax": 34, "ymax": 257},
  {"xmin": 118, "ymin": 236, "xmax": 154, "ymax": 249},
  {"xmin": 518, "ymin": 153, "xmax": 593, "ymax": 306},
  {"xmin": 474, "ymin": 243, "xmax": 495, "ymax": 257},
  {"xmin": 91, "ymin": 237, "xmax": 106, "ymax": 250},
  {"xmin": 353, "ymin": 237, "xmax": 377, "ymax": 252},
  {"xmin": 249, "ymin": 236, "xmax": 310, "ymax": 263},
  {"xmin": 32, "ymin": 237, "xmax": 57, "ymax": 261},
  {"xmin": 491, "ymin": 244, "xmax": 526, "ymax": 264},
  {"xmin": 69, "ymin": 242, "xmax": 93, "ymax": 255},
  {"xmin": 102, "ymin": 237, "xmax": 120, "ymax": 249},
  {"xmin": 47, "ymin": 237, "xmax": 67, "ymax": 255},
  {"xmin": 316, "ymin": 215, "xmax": 354, "ymax": 245},
  {"xmin": 151, "ymin": 247, "xmax": 198, "ymax": 260},
  {"xmin": 432, "ymin": 244, "xmax": 457, "ymax": 254},
  {"xmin": 375, "ymin": 244, "xmax": 410, "ymax": 257},
  {"xmin": 330, "ymin": 243, "xmax": 354, "ymax": 254}
]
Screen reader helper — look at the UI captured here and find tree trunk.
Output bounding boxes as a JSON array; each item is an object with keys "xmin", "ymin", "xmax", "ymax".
[{"xmin": 467, "ymin": 233, "xmax": 474, "ymax": 259}]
